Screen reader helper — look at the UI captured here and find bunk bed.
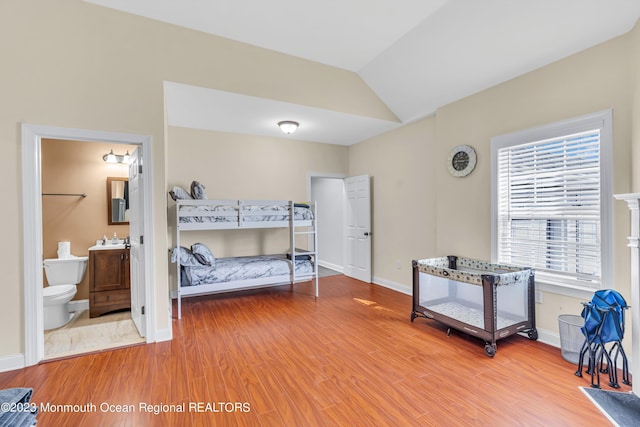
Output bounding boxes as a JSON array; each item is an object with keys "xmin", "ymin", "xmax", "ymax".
[{"xmin": 172, "ymin": 198, "xmax": 318, "ymax": 318}]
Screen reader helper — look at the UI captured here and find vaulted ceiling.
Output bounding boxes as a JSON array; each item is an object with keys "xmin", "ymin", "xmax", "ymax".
[{"xmin": 86, "ymin": 0, "xmax": 640, "ymax": 145}]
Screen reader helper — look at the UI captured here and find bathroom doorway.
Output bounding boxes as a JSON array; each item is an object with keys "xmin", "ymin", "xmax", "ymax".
[
  {"xmin": 41, "ymin": 138, "xmax": 143, "ymax": 359},
  {"xmin": 22, "ymin": 124, "xmax": 156, "ymax": 366}
]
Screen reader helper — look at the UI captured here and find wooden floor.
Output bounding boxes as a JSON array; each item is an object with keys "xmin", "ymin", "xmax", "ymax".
[{"xmin": 0, "ymin": 275, "xmax": 630, "ymax": 426}]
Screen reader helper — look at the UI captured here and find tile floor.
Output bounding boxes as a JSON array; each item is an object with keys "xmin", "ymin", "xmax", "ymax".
[{"xmin": 43, "ymin": 309, "xmax": 144, "ymax": 360}]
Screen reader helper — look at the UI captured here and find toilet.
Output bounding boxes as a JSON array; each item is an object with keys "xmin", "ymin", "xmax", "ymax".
[{"xmin": 43, "ymin": 256, "xmax": 88, "ymax": 330}]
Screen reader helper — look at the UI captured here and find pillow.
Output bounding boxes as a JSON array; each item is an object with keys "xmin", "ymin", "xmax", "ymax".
[
  {"xmin": 191, "ymin": 181, "xmax": 207, "ymax": 200},
  {"xmin": 171, "ymin": 246, "xmax": 202, "ymax": 267},
  {"xmin": 191, "ymin": 243, "xmax": 215, "ymax": 266},
  {"xmin": 286, "ymin": 253, "xmax": 312, "ymax": 261},
  {"xmin": 169, "ymin": 186, "xmax": 193, "ymax": 201}
]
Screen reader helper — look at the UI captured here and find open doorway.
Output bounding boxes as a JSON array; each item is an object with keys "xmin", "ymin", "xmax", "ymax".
[
  {"xmin": 40, "ymin": 139, "xmax": 143, "ymax": 359},
  {"xmin": 22, "ymin": 124, "xmax": 156, "ymax": 366},
  {"xmin": 309, "ymin": 174, "xmax": 372, "ymax": 282},
  {"xmin": 310, "ymin": 176, "xmax": 345, "ymax": 274}
]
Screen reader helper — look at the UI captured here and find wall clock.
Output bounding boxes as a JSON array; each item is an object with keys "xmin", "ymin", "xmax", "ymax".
[{"xmin": 447, "ymin": 145, "xmax": 477, "ymax": 177}]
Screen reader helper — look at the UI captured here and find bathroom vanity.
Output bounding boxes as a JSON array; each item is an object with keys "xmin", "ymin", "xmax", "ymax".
[{"xmin": 88, "ymin": 245, "xmax": 131, "ymax": 318}]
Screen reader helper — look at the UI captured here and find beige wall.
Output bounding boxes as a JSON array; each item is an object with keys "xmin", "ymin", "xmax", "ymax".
[
  {"xmin": 350, "ymin": 25, "xmax": 638, "ymax": 336},
  {"xmin": 166, "ymin": 127, "xmax": 349, "ymax": 282},
  {"xmin": 435, "ymin": 31, "xmax": 634, "ymax": 334},
  {"xmin": 2, "ymin": 0, "xmax": 638, "ymax": 361},
  {"xmin": 1, "ymin": 0, "xmax": 390, "ymax": 359},
  {"xmin": 41, "ymin": 139, "xmax": 135, "ymax": 299},
  {"xmin": 2, "ymin": 0, "xmax": 169, "ymax": 356},
  {"xmin": 633, "ymin": 20, "xmax": 640, "ymax": 192},
  {"xmin": 349, "ymin": 118, "xmax": 438, "ymax": 285}
]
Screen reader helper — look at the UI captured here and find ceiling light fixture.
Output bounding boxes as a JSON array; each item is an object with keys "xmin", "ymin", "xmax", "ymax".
[
  {"xmin": 103, "ymin": 150, "xmax": 131, "ymax": 164},
  {"xmin": 278, "ymin": 120, "xmax": 299, "ymax": 134}
]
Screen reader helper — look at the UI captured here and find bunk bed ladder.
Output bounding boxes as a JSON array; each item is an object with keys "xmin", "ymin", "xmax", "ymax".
[
  {"xmin": 290, "ymin": 201, "xmax": 319, "ymax": 297},
  {"xmin": 176, "ymin": 200, "xmax": 183, "ymax": 319}
]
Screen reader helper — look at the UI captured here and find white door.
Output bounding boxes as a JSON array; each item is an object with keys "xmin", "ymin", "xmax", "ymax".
[
  {"xmin": 128, "ymin": 148, "xmax": 146, "ymax": 337},
  {"xmin": 344, "ymin": 175, "xmax": 371, "ymax": 282}
]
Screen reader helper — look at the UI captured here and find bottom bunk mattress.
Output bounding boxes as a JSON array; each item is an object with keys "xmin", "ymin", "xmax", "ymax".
[{"xmin": 181, "ymin": 254, "xmax": 313, "ymax": 287}]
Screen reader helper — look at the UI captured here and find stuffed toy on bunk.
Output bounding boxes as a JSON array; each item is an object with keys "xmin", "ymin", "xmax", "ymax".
[
  {"xmin": 190, "ymin": 181, "xmax": 207, "ymax": 199},
  {"xmin": 168, "ymin": 186, "xmax": 192, "ymax": 201},
  {"xmin": 168, "ymin": 180, "xmax": 207, "ymax": 201}
]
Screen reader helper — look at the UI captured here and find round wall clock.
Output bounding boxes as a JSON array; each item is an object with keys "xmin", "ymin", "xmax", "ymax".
[{"xmin": 447, "ymin": 145, "xmax": 477, "ymax": 177}]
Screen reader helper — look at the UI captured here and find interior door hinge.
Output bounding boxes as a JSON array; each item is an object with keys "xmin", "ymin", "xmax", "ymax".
[
  {"xmin": 140, "ymin": 235, "xmax": 144, "ymax": 244},
  {"xmin": 141, "ymin": 305, "xmax": 145, "ymax": 315},
  {"xmin": 138, "ymin": 164, "xmax": 143, "ymax": 174}
]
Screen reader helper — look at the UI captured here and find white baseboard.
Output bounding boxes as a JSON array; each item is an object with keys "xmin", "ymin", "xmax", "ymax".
[
  {"xmin": 68, "ymin": 299, "xmax": 89, "ymax": 313},
  {"xmin": 536, "ymin": 328, "xmax": 560, "ymax": 348},
  {"xmin": 155, "ymin": 327, "xmax": 172, "ymax": 342},
  {"xmin": 0, "ymin": 298, "xmax": 90, "ymax": 371},
  {"xmin": 0, "ymin": 354, "xmax": 25, "ymax": 373},
  {"xmin": 318, "ymin": 260, "xmax": 344, "ymax": 273},
  {"xmin": 372, "ymin": 276, "xmax": 411, "ymax": 296}
]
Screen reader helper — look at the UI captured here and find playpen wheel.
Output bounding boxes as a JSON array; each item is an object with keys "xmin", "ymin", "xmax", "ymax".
[
  {"xmin": 527, "ymin": 329, "xmax": 538, "ymax": 340},
  {"xmin": 484, "ymin": 344, "xmax": 496, "ymax": 357}
]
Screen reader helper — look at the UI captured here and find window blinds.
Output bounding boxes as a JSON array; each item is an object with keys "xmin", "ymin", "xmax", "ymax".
[{"xmin": 496, "ymin": 130, "xmax": 601, "ymax": 287}]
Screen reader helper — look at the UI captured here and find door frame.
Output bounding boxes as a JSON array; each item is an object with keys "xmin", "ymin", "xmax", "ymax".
[
  {"xmin": 21, "ymin": 124, "xmax": 156, "ymax": 366},
  {"xmin": 308, "ymin": 172, "xmax": 373, "ymax": 281}
]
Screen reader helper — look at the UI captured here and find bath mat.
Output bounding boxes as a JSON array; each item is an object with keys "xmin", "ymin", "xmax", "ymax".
[
  {"xmin": 44, "ymin": 310, "xmax": 144, "ymax": 359},
  {"xmin": 580, "ymin": 387, "xmax": 640, "ymax": 427}
]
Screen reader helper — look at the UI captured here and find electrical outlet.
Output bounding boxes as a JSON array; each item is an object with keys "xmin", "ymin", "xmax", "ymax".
[{"xmin": 535, "ymin": 290, "xmax": 543, "ymax": 304}]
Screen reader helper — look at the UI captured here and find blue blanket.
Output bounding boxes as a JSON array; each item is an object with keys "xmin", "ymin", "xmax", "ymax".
[{"xmin": 0, "ymin": 387, "xmax": 37, "ymax": 426}]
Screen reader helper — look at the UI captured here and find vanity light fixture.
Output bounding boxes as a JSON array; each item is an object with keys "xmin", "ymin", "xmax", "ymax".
[
  {"xmin": 104, "ymin": 150, "xmax": 117, "ymax": 163},
  {"xmin": 103, "ymin": 149, "xmax": 131, "ymax": 164},
  {"xmin": 277, "ymin": 120, "xmax": 299, "ymax": 134}
]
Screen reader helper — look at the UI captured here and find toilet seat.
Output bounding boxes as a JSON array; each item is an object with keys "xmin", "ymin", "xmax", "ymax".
[{"xmin": 43, "ymin": 284, "xmax": 76, "ymax": 304}]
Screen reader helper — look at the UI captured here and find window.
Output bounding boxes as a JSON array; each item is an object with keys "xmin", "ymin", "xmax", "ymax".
[{"xmin": 491, "ymin": 111, "xmax": 613, "ymax": 295}]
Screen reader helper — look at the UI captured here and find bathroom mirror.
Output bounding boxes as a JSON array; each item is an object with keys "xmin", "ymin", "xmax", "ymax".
[{"xmin": 107, "ymin": 177, "xmax": 129, "ymax": 225}]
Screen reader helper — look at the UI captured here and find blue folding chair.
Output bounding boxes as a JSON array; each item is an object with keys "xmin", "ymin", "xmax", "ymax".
[{"xmin": 575, "ymin": 289, "xmax": 630, "ymax": 389}]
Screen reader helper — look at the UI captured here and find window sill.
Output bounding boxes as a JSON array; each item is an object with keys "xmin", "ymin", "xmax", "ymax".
[{"xmin": 535, "ymin": 279, "xmax": 597, "ymax": 301}]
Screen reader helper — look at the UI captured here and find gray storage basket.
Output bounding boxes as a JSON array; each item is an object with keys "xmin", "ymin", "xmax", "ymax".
[{"xmin": 558, "ymin": 314, "xmax": 585, "ymax": 364}]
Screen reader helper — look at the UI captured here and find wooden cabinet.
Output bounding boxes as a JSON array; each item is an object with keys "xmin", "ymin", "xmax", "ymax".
[{"xmin": 89, "ymin": 248, "xmax": 131, "ymax": 318}]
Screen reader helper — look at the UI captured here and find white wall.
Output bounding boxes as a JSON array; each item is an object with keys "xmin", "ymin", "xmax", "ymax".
[{"xmin": 311, "ymin": 177, "xmax": 345, "ymax": 270}]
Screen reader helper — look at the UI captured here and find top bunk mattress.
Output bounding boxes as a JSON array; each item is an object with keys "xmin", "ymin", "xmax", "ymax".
[
  {"xmin": 175, "ymin": 200, "xmax": 314, "ymax": 228},
  {"xmin": 414, "ymin": 256, "xmax": 532, "ymax": 287}
]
